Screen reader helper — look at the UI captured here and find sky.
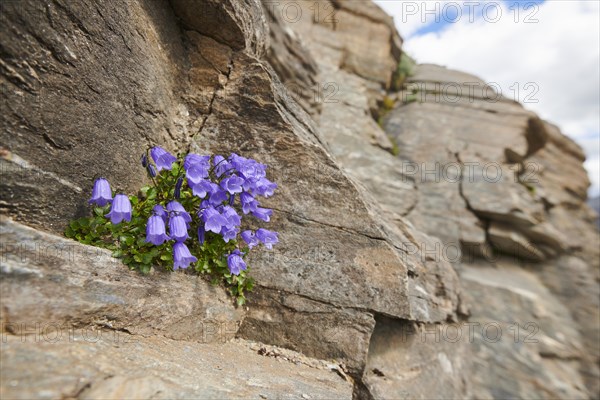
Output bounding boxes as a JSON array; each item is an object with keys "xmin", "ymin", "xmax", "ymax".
[{"xmin": 374, "ymin": 0, "xmax": 600, "ymax": 197}]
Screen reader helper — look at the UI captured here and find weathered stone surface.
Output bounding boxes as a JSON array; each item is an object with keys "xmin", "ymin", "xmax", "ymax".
[
  {"xmin": 0, "ymin": 333, "xmax": 352, "ymax": 400},
  {"xmin": 488, "ymin": 222, "xmax": 546, "ymax": 261},
  {"xmin": 364, "ymin": 317, "xmax": 471, "ymax": 400},
  {"xmin": 170, "ymin": 0, "xmax": 268, "ymax": 56},
  {"xmin": 0, "ymin": 217, "xmax": 243, "ymax": 343},
  {"xmin": 461, "ymin": 163, "xmax": 545, "ymax": 226},
  {"xmin": 262, "ymin": 1, "xmax": 320, "ymax": 116},
  {"xmin": 533, "ymin": 255, "xmax": 600, "ymax": 396},
  {"xmin": 381, "ymin": 61, "xmax": 599, "ymax": 398},
  {"xmin": 0, "ymin": 0, "xmax": 189, "ymax": 231},
  {"xmin": 462, "ymin": 262, "xmax": 588, "ymax": 399},
  {"xmin": 527, "ymin": 123, "xmax": 591, "ymax": 207},
  {"xmin": 240, "ymin": 288, "xmax": 375, "ymax": 374}
]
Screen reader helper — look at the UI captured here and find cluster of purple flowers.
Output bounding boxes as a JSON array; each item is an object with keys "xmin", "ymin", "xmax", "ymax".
[{"xmin": 88, "ymin": 146, "xmax": 279, "ymax": 275}]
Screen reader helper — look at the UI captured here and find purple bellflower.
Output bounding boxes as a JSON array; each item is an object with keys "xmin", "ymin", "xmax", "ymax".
[
  {"xmin": 146, "ymin": 214, "xmax": 170, "ymax": 245},
  {"xmin": 207, "ymin": 188, "xmax": 228, "ymax": 206},
  {"xmin": 201, "ymin": 206, "xmax": 229, "ymax": 234},
  {"xmin": 166, "ymin": 201, "xmax": 192, "ymax": 225},
  {"xmin": 227, "ymin": 249, "xmax": 247, "ymax": 275},
  {"xmin": 184, "ymin": 154, "xmax": 211, "ymax": 171},
  {"xmin": 213, "ymin": 155, "xmax": 233, "ymax": 178},
  {"xmin": 190, "ymin": 180, "xmax": 216, "ymax": 199},
  {"xmin": 252, "ymin": 207, "xmax": 273, "ymax": 222},
  {"xmin": 89, "ymin": 178, "xmax": 113, "ymax": 207},
  {"xmin": 105, "ymin": 194, "xmax": 132, "ymax": 224},
  {"xmin": 169, "ymin": 214, "xmax": 190, "ymax": 242},
  {"xmin": 173, "ymin": 242, "xmax": 197, "ymax": 270},
  {"xmin": 239, "ymin": 192, "xmax": 259, "ymax": 214},
  {"xmin": 150, "ymin": 146, "xmax": 177, "ymax": 171},
  {"xmin": 222, "ymin": 206, "xmax": 241, "ymax": 228},
  {"xmin": 256, "ymin": 228, "xmax": 278, "ymax": 249},
  {"xmin": 184, "ymin": 154, "xmax": 210, "ymax": 185},
  {"xmin": 220, "ymin": 175, "xmax": 244, "ymax": 195},
  {"xmin": 220, "ymin": 226, "xmax": 239, "ymax": 243},
  {"xmin": 241, "ymin": 230, "xmax": 260, "ymax": 249},
  {"xmin": 153, "ymin": 204, "xmax": 168, "ymax": 223},
  {"xmin": 253, "ymin": 177, "xmax": 278, "ymax": 197}
]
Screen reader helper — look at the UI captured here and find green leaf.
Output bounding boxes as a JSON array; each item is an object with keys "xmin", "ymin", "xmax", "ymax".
[
  {"xmin": 123, "ymin": 236, "xmax": 135, "ymax": 246},
  {"xmin": 237, "ymin": 296, "xmax": 246, "ymax": 307},
  {"xmin": 142, "ymin": 252, "xmax": 154, "ymax": 265},
  {"xmin": 78, "ymin": 218, "xmax": 90, "ymax": 228}
]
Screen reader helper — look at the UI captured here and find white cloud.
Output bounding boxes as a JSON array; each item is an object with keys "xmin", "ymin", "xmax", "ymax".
[{"xmin": 375, "ymin": 0, "xmax": 600, "ymax": 196}]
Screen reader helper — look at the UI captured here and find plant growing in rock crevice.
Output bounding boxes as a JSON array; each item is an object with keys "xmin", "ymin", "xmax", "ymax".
[
  {"xmin": 66, "ymin": 146, "xmax": 279, "ymax": 305},
  {"xmin": 391, "ymin": 52, "xmax": 416, "ymax": 91}
]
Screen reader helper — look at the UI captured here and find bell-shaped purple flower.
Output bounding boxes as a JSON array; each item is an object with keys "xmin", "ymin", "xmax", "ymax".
[
  {"xmin": 240, "ymin": 192, "xmax": 259, "ymax": 214},
  {"xmin": 213, "ymin": 155, "xmax": 233, "ymax": 178},
  {"xmin": 227, "ymin": 249, "xmax": 247, "ymax": 275},
  {"xmin": 185, "ymin": 154, "xmax": 210, "ymax": 185},
  {"xmin": 184, "ymin": 154, "xmax": 211, "ymax": 171},
  {"xmin": 105, "ymin": 194, "xmax": 132, "ymax": 224},
  {"xmin": 241, "ymin": 230, "xmax": 260, "ymax": 249},
  {"xmin": 150, "ymin": 146, "xmax": 177, "ymax": 171},
  {"xmin": 169, "ymin": 214, "xmax": 189, "ymax": 242},
  {"xmin": 190, "ymin": 180, "xmax": 217, "ymax": 199},
  {"xmin": 208, "ymin": 188, "xmax": 228, "ymax": 206},
  {"xmin": 253, "ymin": 177, "xmax": 277, "ymax": 197},
  {"xmin": 220, "ymin": 226, "xmax": 239, "ymax": 243},
  {"xmin": 222, "ymin": 206, "xmax": 241, "ymax": 229},
  {"xmin": 89, "ymin": 178, "xmax": 113, "ymax": 207},
  {"xmin": 201, "ymin": 206, "xmax": 229, "ymax": 234},
  {"xmin": 252, "ymin": 207, "xmax": 273, "ymax": 222},
  {"xmin": 166, "ymin": 201, "xmax": 192, "ymax": 225},
  {"xmin": 220, "ymin": 175, "xmax": 244, "ymax": 195},
  {"xmin": 228, "ymin": 153, "xmax": 248, "ymax": 170},
  {"xmin": 153, "ymin": 204, "xmax": 168, "ymax": 223},
  {"xmin": 146, "ymin": 215, "xmax": 170, "ymax": 245},
  {"xmin": 173, "ymin": 242, "xmax": 197, "ymax": 270},
  {"xmin": 240, "ymin": 161, "xmax": 266, "ymax": 185},
  {"xmin": 256, "ymin": 228, "xmax": 278, "ymax": 249}
]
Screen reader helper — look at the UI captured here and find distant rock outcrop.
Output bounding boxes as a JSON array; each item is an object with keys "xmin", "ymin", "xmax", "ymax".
[{"xmin": 1, "ymin": 1, "xmax": 598, "ymax": 399}]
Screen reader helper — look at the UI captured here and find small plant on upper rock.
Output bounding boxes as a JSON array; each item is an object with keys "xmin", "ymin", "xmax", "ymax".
[
  {"xmin": 392, "ymin": 52, "xmax": 416, "ymax": 91},
  {"xmin": 65, "ymin": 146, "xmax": 279, "ymax": 305}
]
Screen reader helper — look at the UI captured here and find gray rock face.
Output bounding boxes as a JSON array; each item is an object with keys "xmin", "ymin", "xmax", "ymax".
[
  {"xmin": 0, "ymin": 217, "xmax": 243, "ymax": 343},
  {"xmin": 0, "ymin": 0, "xmax": 190, "ymax": 231},
  {"xmin": 382, "ymin": 63, "xmax": 600, "ymax": 398},
  {"xmin": 1, "ymin": 0, "xmax": 598, "ymax": 399},
  {"xmin": 462, "ymin": 262, "xmax": 589, "ymax": 399},
  {"xmin": 1, "ymin": 332, "xmax": 352, "ymax": 400}
]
